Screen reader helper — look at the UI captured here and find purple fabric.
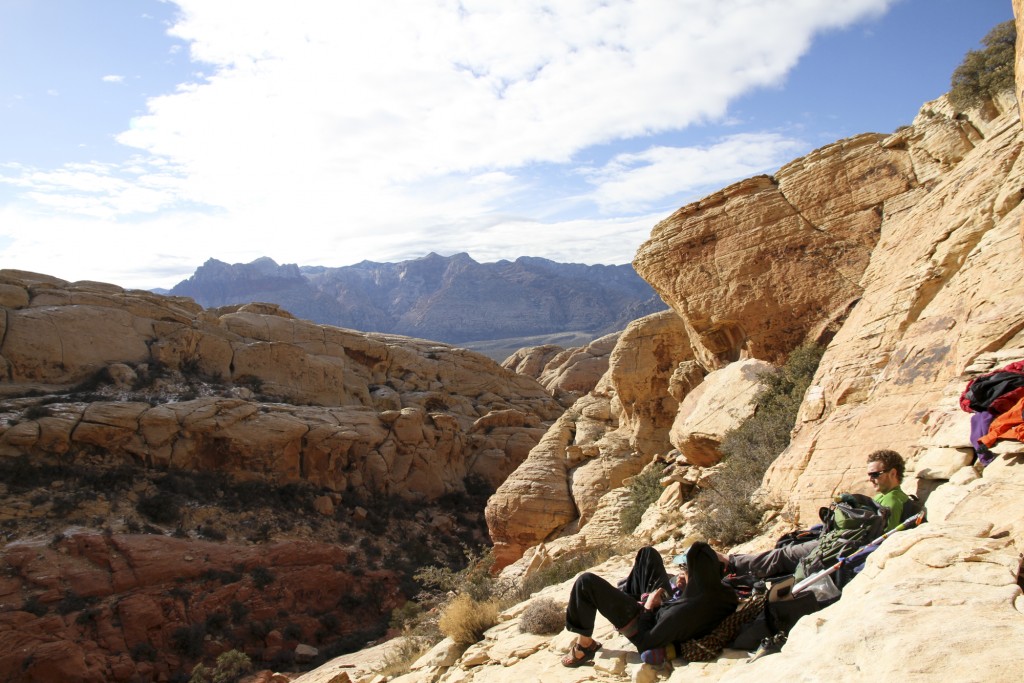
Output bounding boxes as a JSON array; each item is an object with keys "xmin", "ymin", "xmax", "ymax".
[{"xmin": 970, "ymin": 411, "xmax": 996, "ymax": 466}]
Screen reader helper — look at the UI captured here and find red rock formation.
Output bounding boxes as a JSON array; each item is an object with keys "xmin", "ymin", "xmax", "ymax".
[{"xmin": 0, "ymin": 532, "xmax": 398, "ymax": 682}]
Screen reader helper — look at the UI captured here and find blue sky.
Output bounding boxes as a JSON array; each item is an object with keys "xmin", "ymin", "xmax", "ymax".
[{"xmin": 0, "ymin": 0, "xmax": 1014, "ymax": 290}]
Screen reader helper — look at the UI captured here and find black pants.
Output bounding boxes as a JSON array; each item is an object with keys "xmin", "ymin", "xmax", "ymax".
[{"xmin": 565, "ymin": 547, "xmax": 672, "ymax": 641}]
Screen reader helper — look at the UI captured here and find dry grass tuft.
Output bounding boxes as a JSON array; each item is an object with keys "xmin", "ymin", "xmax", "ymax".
[
  {"xmin": 374, "ymin": 636, "xmax": 433, "ymax": 678},
  {"xmin": 438, "ymin": 593, "xmax": 500, "ymax": 645}
]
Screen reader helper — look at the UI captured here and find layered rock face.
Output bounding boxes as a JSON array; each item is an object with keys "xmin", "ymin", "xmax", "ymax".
[
  {"xmin": 486, "ymin": 311, "xmax": 692, "ymax": 568},
  {"xmin": 633, "ymin": 133, "xmax": 916, "ymax": 367},
  {"xmin": 0, "ymin": 271, "xmax": 563, "ymax": 500},
  {"xmin": 501, "ymin": 332, "xmax": 619, "ymax": 404},
  {"xmin": 764, "ymin": 92, "xmax": 1024, "ymax": 524},
  {"xmin": 487, "ymin": 88, "xmax": 1024, "ymax": 573}
]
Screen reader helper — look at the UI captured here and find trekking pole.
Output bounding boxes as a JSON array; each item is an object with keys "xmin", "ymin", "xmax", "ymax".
[{"xmin": 791, "ymin": 511, "xmax": 926, "ymax": 596}]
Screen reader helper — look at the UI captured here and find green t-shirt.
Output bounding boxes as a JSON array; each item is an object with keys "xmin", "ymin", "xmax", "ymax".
[{"xmin": 874, "ymin": 487, "xmax": 910, "ymax": 532}]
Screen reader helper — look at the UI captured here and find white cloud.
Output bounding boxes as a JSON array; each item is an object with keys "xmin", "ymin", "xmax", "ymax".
[
  {"xmin": 586, "ymin": 134, "xmax": 806, "ymax": 212},
  {"xmin": 1, "ymin": 0, "xmax": 897, "ymax": 288},
  {"xmin": 0, "ymin": 158, "xmax": 185, "ymax": 219},
  {"xmin": 102, "ymin": 74, "xmax": 125, "ymax": 83},
  {"xmin": 110, "ymin": 0, "xmax": 893, "ymax": 212}
]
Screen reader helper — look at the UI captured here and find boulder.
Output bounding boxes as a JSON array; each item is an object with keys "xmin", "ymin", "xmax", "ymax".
[
  {"xmin": 670, "ymin": 359, "xmax": 774, "ymax": 466},
  {"xmin": 634, "ymin": 133, "xmax": 915, "ymax": 367},
  {"xmin": 486, "ymin": 311, "xmax": 693, "ymax": 568}
]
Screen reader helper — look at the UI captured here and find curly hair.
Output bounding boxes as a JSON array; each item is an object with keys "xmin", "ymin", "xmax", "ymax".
[{"xmin": 867, "ymin": 449, "xmax": 905, "ymax": 480}]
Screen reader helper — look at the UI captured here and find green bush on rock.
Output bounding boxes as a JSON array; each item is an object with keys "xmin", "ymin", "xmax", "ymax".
[{"xmin": 949, "ymin": 20, "xmax": 1015, "ymax": 111}]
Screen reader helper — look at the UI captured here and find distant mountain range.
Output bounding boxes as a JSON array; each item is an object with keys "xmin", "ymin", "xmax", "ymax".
[{"xmin": 167, "ymin": 253, "xmax": 667, "ymax": 354}]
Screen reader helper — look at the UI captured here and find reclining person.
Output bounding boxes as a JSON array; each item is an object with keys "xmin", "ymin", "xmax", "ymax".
[
  {"xmin": 721, "ymin": 449, "xmax": 912, "ymax": 579},
  {"xmin": 562, "ymin": 542, "xmax": 737, "ymax": 667}
]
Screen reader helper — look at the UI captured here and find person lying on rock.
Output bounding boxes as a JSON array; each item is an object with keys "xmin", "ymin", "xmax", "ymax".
[
  {"xmin": 561, "ymin": 542, "xmax": 737, "ymax": 667},
  {"xmin": 718, "ymin": 449, "xmax": 913, "ymax": 579}
]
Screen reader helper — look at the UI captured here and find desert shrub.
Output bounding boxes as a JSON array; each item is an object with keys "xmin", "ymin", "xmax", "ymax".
[
  {"xmin": 189, "ymin": 649, "xmax": 251, "ymax": 683},
  {"xmin": 438, "ymin": 593, "xmax": 500, "ymax": 645},
  {"xmin": 50, "ymin": 493, "xmax": 82, "ymax": 517},
  {"xmin": 392, "ymin": 546, "xmax": 501, "ymax": 645},
  {"xmin": 198, "ymin": 524, "xmax": 227, "ymax": 541},
  {"xmin": 23, "ymin": 405, "xmax": 53, "ymax": 420},
  {"xmin": 949, "ymin": 20, "xmax": 1015, "ymax": 111},
  {"xmin": 75, "ymin": 607, "xmax": 100, "ymax": 626},
  {"xmin": 205, "ymin": 612, "xmax": 229, "ymax": 634},
  {"xmin": 180, "ymin": 357, "xmax": 202, "ymax": 377},
  {"xmin": 131, "ymin": 642, "xmax": 158, "ymax": 662},
  {"xmin": 22, "ymin": 595, "xmax": 48, "ymax": 617},
  {"xmin": 415, "ymin": 546, "xmax": 497, "ymax": 603},
  {"xmin": 692, "ymin": 344, "xmax": 824, "ymax": 545},
  {"xmin": 79, "ymin": 465, "xmax": 138, "ymax": 492},
  {"xmin": 202, "ymin": 569, "xmax": 242, "ymax": 585},
  {"xmin": 234, "ymin": 374, "xmax": 263, "ymax": 393},
  {"xmin": 388, "ymin": 600, "xmax": 425, "ymax": 633},
  {"xmin": 516, "ymin": 545, "xmax": 619, "ymax": 601},
  {"xmin": 248, "ymin": 619, "xmax": 272, "ymax": 640},
  {"xmin": 518, "ymin": 597, "xmax": 564, "ymax": 634},
  {"xmin": 620, "ymin": 462, "xmax": 666, "ymax": 532},
  {"xmin": 72, "ymin": 367, "xmax": 112, "ymax": 393},
  {"xmin": 136, "ymin": 492, "xmax": 181, "ymax": 524},
  {"xmin": 229, "ymin": 601, "xmax": 249, "ymax": 624},
  {"xmin": 188, "ymin": 664, "xmax": 212, "ymax": 683},
  {"xmin": 387, "ymin": 601, "xmax": 441, "ymax": 645},
  {"xmin": 56, "ymin": 590, "xmax": 90, "ymax": 615},
  {"xmin": 171, "ymin": 623, "xmax": 207, "ymax": 658},
  {"xmin": 0, "ymin": 456, "xmax": 61, "ymax": 492},
  {"xmin": 131, "ymin": 361, "xmax": 169, "ymax": 390},
  {"xmin": 250, "ymin": 566, "xmax": 275, "ymax": 589},
  {"xmin": 283, "ymin": 623, "xmax": 303, "ymax": 641}
]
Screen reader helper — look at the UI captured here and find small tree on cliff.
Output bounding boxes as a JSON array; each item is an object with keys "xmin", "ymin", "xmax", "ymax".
[
  {"xmin": 692, "ymin": 344, "xmax": 824, "ymax": 546},
  {"xmin": 949, "ymin": 19, "xmax": 1016, "ymax": 111}
]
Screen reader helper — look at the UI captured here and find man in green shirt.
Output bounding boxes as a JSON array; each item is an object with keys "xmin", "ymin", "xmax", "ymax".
[
  {"xmin": 722, "ymin": 450, "xmax": 913, "ymax": 577},
  {"xmin": 866, "ymin": 449, "xmax": 911, "ymax": 532}
]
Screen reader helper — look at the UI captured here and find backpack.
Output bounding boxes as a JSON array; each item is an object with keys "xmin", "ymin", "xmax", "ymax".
[
  {"xmin": 898, "ymin": 494, "xmax": 924, "ymax": 524},
  {"xmin": 793, "ymin": 493, "xmax": 888, "ymax": 590}
]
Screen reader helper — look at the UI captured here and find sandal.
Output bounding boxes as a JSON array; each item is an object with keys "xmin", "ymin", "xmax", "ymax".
[{"xmin": 561, "ymin": 638, "xmax": 602, "ymax": 667}]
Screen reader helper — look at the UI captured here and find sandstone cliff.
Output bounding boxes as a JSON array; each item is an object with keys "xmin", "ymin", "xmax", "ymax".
[
  {"xmin": 0, "ymin": 273, "xmax": 563, "ymax": 499},
  {"xmin": 485, "ymin": 79, "xmax": 1023, "ymax": 570},
  {"xmin": 290, "ymin": 37, "xmax": 1024, "ymax": 683}
]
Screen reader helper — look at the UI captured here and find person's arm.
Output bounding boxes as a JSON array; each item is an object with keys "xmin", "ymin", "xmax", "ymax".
[{"xmin": 644, "ymin": 588, "xmax": 664, "ymax": 611}]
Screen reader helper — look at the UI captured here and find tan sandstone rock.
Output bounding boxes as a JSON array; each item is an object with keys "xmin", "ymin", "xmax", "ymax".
[
  {"xmin": 763, "ymin": 97, "xmax": 1024, "ymax": 523},
  {"xmin": 0, "ymin": 272, "xmax": 564, "ymax": 503},
  {"xmin": 634, "ymin": 133, "xmax": 915, "ymax": 367},
  {"xmin": 669, "ymin": 358, "xmax": 774, "ymax": 466},
  {"xmin": 486, "ymin": 311, "xmax": 693, "ymax": 568}
]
